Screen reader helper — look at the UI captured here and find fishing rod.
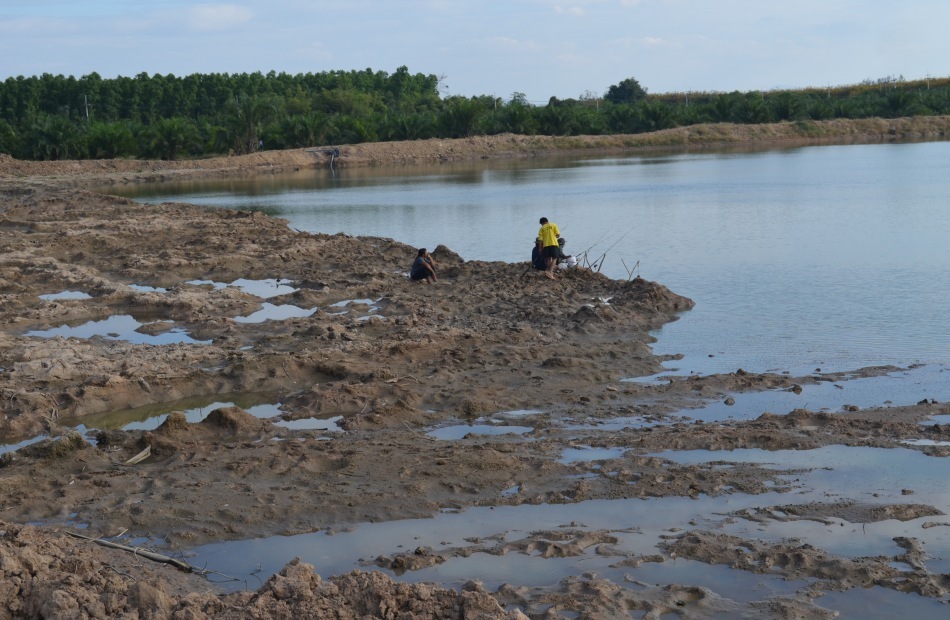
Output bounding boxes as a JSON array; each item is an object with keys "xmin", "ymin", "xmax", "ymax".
[
  {"xmin": 576, "ymin": 226, "xmax": 621, "ymax": 270},
  {"xmin": 579, "ymin": 228, "xmax": 613, "ymax": 257},
  {"xmin": 589, "ymin": 225, "xmax": 636, "ymax": 272}
]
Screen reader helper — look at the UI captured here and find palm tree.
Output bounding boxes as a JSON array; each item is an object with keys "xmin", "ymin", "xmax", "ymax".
[
  {"xmin": 145, "ymin": 117, "xmax": 197, "ymax": 160},
  {"xmin": 226, "ymin": 94, "xmax": 278, "ymax": 154},
  {"xmin": 25, "ymin": 114, "xmax": 84, "ymax": 160}
]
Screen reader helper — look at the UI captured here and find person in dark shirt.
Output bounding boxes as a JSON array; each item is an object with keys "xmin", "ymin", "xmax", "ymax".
[{"xmin": 410, "ymin": 248, "xmax": 438, "ymax": 283}]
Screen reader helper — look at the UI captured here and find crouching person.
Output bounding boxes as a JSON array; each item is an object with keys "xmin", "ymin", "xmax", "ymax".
[{"xmin": 410, "ymin": 248, "xmax": 438, "ymax": 283}]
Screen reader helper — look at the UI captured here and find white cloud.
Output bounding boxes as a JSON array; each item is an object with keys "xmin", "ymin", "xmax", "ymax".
[
  {"xmin": 482, "ymin": 36, "xmax": 540, "ymax": 52},
  {"xmin": 184, "ymin": 4, "xmax": 254, "ymax": 32},
  {"xmin": 554, "ymin": 6, "xmax": 586, "ymax": 16}
]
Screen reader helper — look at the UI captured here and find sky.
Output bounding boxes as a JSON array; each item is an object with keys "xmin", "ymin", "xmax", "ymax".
[{"xmin": 0, "ymin": 0, "xmax": 946, "ymax": 104}]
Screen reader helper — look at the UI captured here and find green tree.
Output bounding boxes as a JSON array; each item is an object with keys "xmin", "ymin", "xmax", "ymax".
[
  {"xmin": 604, "ymin": 77, "xmax": 647, "ymax": 105},
  {"xmin": 605, "ymin": 103, "xmax": 641, "ymax": 133},
  {"xmin": 85, "ymin": 121, "xmax": 136, "ymax": 158},
  {"xmin": 226, "ymin": 94, "xmax": 279, "ymax": 153},
  {"xmin": 539, "ymin": 103, "xmax": 580, "ymax": 136},
  {"xmin": 637, "ymin": 99, "xmax": 677, "ymax": 130},
  {"xmin": 438, "ymin": 97, "xmax": 485, "ymax": 138},
  {"xmin": 0, "ymin": 119, "xmax": 17, "ymax": 154},
  {"xmin": 24, "ymin": 114, "xmax": 84, "ymax": 160},
  {"xmin": 498, "ymin": 93, "xmax": 539, "ymax": 135},
  {"xmin": 143, "ymin": 117, "xmax": 197, "ymax": 160},
  {"xmin": 769, "ymin": 92, "xmax": 805, "ymax": 121}
]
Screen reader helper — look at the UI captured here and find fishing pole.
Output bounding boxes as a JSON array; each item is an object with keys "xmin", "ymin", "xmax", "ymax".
[{"xmin": 590, "ymin": 225, "xmax": 636, "ymax": 272}]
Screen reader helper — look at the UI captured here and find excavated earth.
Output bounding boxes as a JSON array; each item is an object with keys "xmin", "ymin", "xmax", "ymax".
[{"xmin": 1, "ymin": 120, "xmax": 949, "ymax": 618}]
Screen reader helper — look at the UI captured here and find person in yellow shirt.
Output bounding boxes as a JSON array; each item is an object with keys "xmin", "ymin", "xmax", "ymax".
[{"xmin": 538, "ymin": 217, "xmax": 561, "ymax": 280}]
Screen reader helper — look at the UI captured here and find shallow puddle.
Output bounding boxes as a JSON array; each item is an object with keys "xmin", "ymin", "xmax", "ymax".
[
  {"xmin": 0, "ymin": 434, "xmax": 49, "ymax": 456},
  {"xmin": 128, "ymin": 284, "xmax": 168, "ymax": 293},
  {"xmin": 24, "ymin": 314, "xmax": 210, "ymax": 345},
  {"xmin": 328, "ymin": 298, "xmax": 378, "ymax": 308},
  {"xmin": 181, "ymin": 489, "xmax": 949, "ymax": 615},
  {"xmin": 39, "ymin": 290, "xmax": 92, "ymax": 300},
  {"xmin": 327, "ymin": 297, "xmax": 385, "ymax": 320},
  {"xmin": 79, "ymin": 393, "xmax": 282, "ymax": 432},
  {"xmin": 495, "ymin": 409, "xmax": 545, "ymax": 417},
  {"xmin": 234, "ymin": 302, "xmax": 316, "ymax": 323},
  {"xmin": 272, "ymin": 415, "xmax": 343, "ymax": 432},
  {"xmin": 186, "ymin": 278, "xmax": 297, "ymax": 299},
  {"xmin": 426, "ymin": 422, "xmax": 534, "ymax": 440},
  {"xmin": 558, "ymin": 446, "xmax": 626, "ymax": 464},
  {"xmin": 651, "ymin": 445, "xmax": 950, "ymax": 504},
  {"xmin": 661, "ymin": 364, "xmax": 950, "ymax": 424},
  {"xmin": 564, "ymin": 414, "xmax": 674, "ymax": 431}
]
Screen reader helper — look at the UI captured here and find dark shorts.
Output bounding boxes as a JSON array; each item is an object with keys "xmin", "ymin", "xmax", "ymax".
[
  {"xmin": 410, "ymin": 269, "xmax": 428, "ymax": 280},
  {"xmin": 542, "ymin": 246, "xmax": 560, "ymax": 259}
]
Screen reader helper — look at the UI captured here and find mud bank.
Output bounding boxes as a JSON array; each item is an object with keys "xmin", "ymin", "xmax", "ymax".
[{"xmin": 2, "ymin": 125, "xmax": 949, "ymax": 618}]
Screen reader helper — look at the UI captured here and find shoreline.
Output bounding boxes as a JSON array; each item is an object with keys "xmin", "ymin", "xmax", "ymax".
[{"xmin": 1, "ymin": 116, "xmax": 948, "ymax": 189}]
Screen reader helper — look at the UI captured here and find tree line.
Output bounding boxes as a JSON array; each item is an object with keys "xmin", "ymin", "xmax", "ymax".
[{"xmin": 1, "ymin": 67, "xmax": 948, "ymax": 161}]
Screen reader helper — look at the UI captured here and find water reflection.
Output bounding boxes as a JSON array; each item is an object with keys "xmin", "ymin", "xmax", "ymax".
[
  {"xmin": 39, "ymin": 291, "xmax": 92, "ymax": 301},
  {"xmin": 234, "ymin": 303, "xmax": 316, "ymax": 323},
  {"xmin": 24, "ymin": 315, "xmax": 210, "ymax": 345},
  {"xmin": 80, "ymin": 393, "xmax": 281, "ymax": 431},
  {"xmin": 427, "ymin": 423, "xmax": 534, "ymax": 440}
]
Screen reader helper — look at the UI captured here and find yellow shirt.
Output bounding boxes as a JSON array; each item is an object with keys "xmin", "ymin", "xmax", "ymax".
[{"xmin": 539, "ymin": 222, "xmax": 560, "ymax": 248}]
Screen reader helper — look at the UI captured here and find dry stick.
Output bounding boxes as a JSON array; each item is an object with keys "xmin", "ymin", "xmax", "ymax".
[
  {"xmin": 65, "ymin": 531, "xmax": 196, "ymax": 573},
  {"xmin": 621, "ymin": 259, "xmax": 640, "ymax": 281}
]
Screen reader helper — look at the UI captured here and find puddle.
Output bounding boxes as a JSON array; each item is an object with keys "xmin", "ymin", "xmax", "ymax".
[
  {"xmin": 902, "ymin": 439, "xmax": 950, "ymax": 447},
  {"xmin": 39, "ymin": 291, "xmax": 92, "ymax": 301},
  {"xmin": 80, "ymin": 393, "xmax": 282, "ymax": 432},
  {"xmin": 564, "ymin": 414, "xmax": 675, "ymax": 431},
  {"xmin": 329, "ymin": 298, "xmax": 377, "ymax": 308},
  {"xmin": 187, "ymin": 497, "xmax": 713, "ymax": 592},
  {"xmin": 651, "ymin": 445, "xmax": 950, "ymax": 505},
  {"xmin": 186, "ymin": 278, "xmax": 297, "ymax": 299},
  {"xmin": 923, "ymin": 415, "xmax": 950, "ymax": 426},
  {"xmin": 184, "ymin": 493, "xmax": 947, "ymax": 616},
  {"xmin": 0, "ymin": 434, "xmax": 49, "ymax": 456},
  {"xmin": 326, "ymin": 298, "xmax": 384, "ymax": 318},
  {"xmin": 24, "ymin": 315, "xmax": 210, "ymax": 345},
  {"xmin": 496, "ymin": 409, "xmax": 544, "ymax": 418},
  {"xmin": 558, "ymin": 446, "xmax": 627, "ymax": 464},
  {"xmin": 128, "ymin": 284, "xmax": 168, "ymax": 293},
  {"xmin": 500, "ymin": 484, "xmax": 521, "ymax": 497},
  {"xmin": 648, "ymin": 365, "xmax": 950, "ymax": 424},
  {"xmin": 426, "ymin": 423, "xmax": 534, "ymax": 440},
  {"xmin": 234, "ymin": 302, "xmax": 317, "ymax": 323},
  {"xmin": 229, "ymin": 278, "xmax": 297, "ymax": 298},
  {"xmin": 272, "ymin": 416, "xmax": 343, "ymax": 432}
]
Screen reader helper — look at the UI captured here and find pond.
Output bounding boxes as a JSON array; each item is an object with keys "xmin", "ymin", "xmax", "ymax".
[{"xmin": 109, "ymin": 140, "xmax": 950, "ymax": 377}]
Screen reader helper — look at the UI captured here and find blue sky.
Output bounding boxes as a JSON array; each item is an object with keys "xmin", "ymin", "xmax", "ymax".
[{"xmin": 1, "ymin": 1, "xmax": 945, "ymax": 103}]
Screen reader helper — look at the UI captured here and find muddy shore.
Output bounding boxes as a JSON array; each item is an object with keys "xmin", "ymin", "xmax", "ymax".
[{"xmin": 1, "ymin": 120, "xmax": 949, "ymax": 618}]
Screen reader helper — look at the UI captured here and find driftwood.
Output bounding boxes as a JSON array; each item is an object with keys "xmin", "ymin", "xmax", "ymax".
[
  {"xmin": 65, "ymin": 530, "xmax": 195, "ymax": 572},
  {"xmin": 123, "ymin": 444, "xmax": 151, "ymax": 465}
]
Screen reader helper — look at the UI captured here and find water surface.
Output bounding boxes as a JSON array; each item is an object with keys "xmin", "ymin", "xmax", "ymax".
[{"xmin": 110, "ymin": 141, "xmax": 950, "ymax": 376}]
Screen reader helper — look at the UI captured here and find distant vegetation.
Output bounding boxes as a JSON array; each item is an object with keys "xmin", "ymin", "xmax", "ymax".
[{"xmin": 1, "ymin": 67, "xmax": 948, "ymax": 161}]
